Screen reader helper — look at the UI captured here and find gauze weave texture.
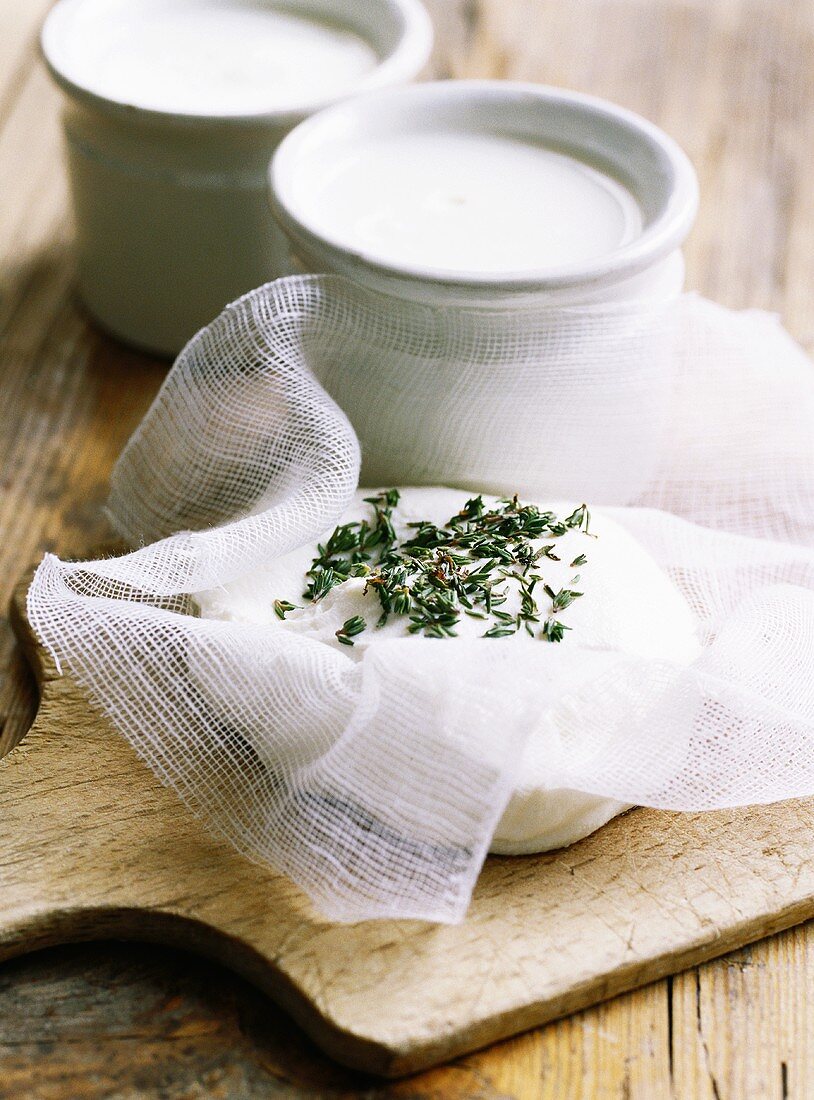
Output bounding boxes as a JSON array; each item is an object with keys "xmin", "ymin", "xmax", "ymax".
[{"xmin": 27, "ymin": 274, "xmax": 814, "ymax": 923}]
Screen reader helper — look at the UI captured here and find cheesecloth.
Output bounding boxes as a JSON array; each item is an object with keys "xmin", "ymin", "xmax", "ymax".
[{"xmin": 27, "ymin": 275, "xmax": 814, "ymax": 922}]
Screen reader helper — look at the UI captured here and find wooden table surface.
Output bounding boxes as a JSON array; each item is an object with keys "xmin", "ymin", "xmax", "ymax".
[{"xmin": 1, "ymin": 0, "xmax": 813, "ymax": 1096}]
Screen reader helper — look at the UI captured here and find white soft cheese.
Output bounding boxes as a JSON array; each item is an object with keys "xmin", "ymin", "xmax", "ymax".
[
  {"xmin": 196, "ymin": 487, "xmax": 701, "ymax": 854},
  {"xmin": 48, "ymin": 0, "xmax": 379, "ymax": 116},
  {"xmin": 295, "ymin": 132, "xmax": 643, "ymax": 275}
]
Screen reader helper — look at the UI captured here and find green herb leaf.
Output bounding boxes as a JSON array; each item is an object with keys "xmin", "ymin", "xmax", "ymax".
[
  {"xmin": 284, "ymin": 491, "xmax": 594, "ymax": 644},
  {"xmin": 335, "ymin": 615, "xmax": 367, "ymax": 646},
  {"xmin": 551, "ymin": 588, "xmax": 583, "ymax": 612},
  {"xmin": 541, "ymin": 618, "xmax": 572, "ymax": 643}
]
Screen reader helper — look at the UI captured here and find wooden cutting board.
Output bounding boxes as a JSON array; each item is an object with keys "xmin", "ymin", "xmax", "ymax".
[{"xmin": 3, "ymin": 574, "xmax": 814, "ymax": 1078}]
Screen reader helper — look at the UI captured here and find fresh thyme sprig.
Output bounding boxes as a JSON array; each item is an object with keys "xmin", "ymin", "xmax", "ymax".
[
  {"xmin": 290, "ymin": 490, "xmax": 593, "ymax": 644},
  {"xmin": 335, "ymin": 615, "xmax": 367, "ymax": 647}
]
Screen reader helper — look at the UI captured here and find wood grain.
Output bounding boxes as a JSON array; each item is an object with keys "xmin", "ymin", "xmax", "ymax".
[
  {"xmin": 7, "ymin": 577, "xmax": 814, "ymax": 1082},
  {"xmin": 1, "ymin": 0, "xmax": 814, "ymax": 1095}
]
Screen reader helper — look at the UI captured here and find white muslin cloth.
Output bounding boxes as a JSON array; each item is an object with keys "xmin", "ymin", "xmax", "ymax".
[{"xmin": 27, "ymin": 275, "xmax": 814, "ymax": 922}]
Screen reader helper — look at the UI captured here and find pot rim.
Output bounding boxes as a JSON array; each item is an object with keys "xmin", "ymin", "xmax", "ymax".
[
  {"xmin": 41, "ymin": 0, "xmax": 434, "ymax": 129},
  {"xmin": 270, "ymin": 80, "xmax": 699, "ymax": 294}
]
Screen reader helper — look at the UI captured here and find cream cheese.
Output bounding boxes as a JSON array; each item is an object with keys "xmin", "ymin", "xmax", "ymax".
[
  {"xmin": 196, "ymin": 487, "xmax": 701, "ymax": 854},
  {"xmin": 292, "ymin": 131, "xmax": 643, "ymax": 276},
  {"xmin": 46, "ymin": 0, "xmax": 380, "ymax": 116}
]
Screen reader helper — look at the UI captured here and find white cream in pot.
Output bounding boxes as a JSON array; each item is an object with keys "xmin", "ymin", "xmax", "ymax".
[
  {"xmin": 41, "ymin": 0, "xmax": 433, "ymax": 356},
  {"xmin": 297, "ymin": 130, "xmax": 643, "ymax": 275},
  {"xmin": 270, "ymin": 82, "xmax": 699, "ymax": 497},
  {"xmin": 48, "ymin": 0, "xmax": 380, "ymax": 116},
  {"xmin": 272, "ymin": 81, "xmax": 698, "ymax": 304}
]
